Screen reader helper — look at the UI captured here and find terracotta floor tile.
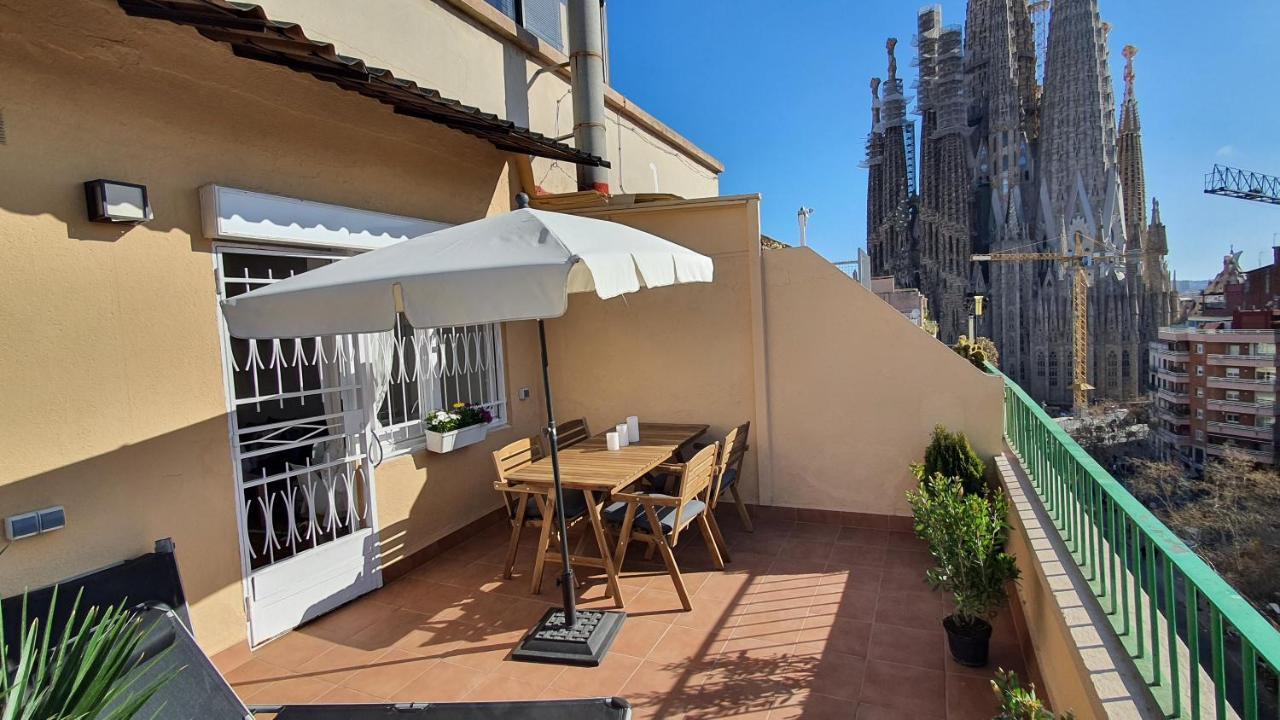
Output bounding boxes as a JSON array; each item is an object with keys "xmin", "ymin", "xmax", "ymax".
[
  {"xmin": 340, "ymin": 649, "xmax": 437, "ymax": 698},
  {"xmin": 879, "ymin": 566, "xmax": 934, "ymax": 594},
  {"xmin": 253, "ymin": 673, "xmax": 335, "ymax": 705},
  {"xmin": 294, "ymin": 643, "xmax": 392, "ymax": 685},
  {"xmin": 723, "ymin": 616, "xmax": 804, "ymax": 655},
  {"xmin": 647, "ymin": 621, "xmax": 726, "ymax": 663},
  {"xmin": 836, "ymin": 526, "xmax": 890, "ymax": 547},
  {"xmin": 798, "ymin": 616, "xmax": 873, "ymax": 658},
  {"xmin": 625, "ymin": 587, "xmax": 688, "ymax": 622},
  {"xmin": 551, "ymin": 648, "xmax": 643, "ymax": 696},
  {"xmin": 779, "ymin": 539, "xmax": 835, "ymax": 563},
  {"xmin": 465, "ymin": 674, "xmax": 548, "ymax": 701},
  {"xmin": 315, "ymin": 684, "xmax": 386, "ymax": 703},
  {"xmin": 346, "ymin": 606, "xmax": 431, "ymax": 651},
  {"xmin": 827, "ymin": 543, "xmax": 889, "ymax": 569},
  {"xmin": 248, "ymin": 632, "xmax": 336, "ymax": 673},
  {"xmin": 858, "ymin": 660, "xmax": 947, "ymax": 718},
  {"xmin": 873, "ymin": 590, "xmax": 945, "ymax": 630},
  {"xmin": 769, "ymin": 692, "xmax": 856, "ymax": 719},
  {"xmin": 867, "ymin": 622, "xmax": 945, "ymax": 671},
  {"xmin": 621, "ymin": 659, "xmax": 706, "ymax": 715},
  {"xmin": 393, "ymin": 659, "xmax": 488, "ymax": 702},
  {"xmin": 947, "ymin": 672, "xmax": 1001, "ymax": 720},
  {"xmin": 820, "ymin": 563, "xmax": 884, "ymax": 592},
  {"xmin": 809, "ymin": 588, "xmax": 879, "ymax": 622},
  {"xmin": 790, "ymin": 521, "xmax": 842, "ymax": 542},
  {"xmin": 609, "ymin": 617, "xmax": 671, "ymax": 660},
  {"xmin": 490, "ymin": 654, "xmax": 568, "ymax": 688},
  {"xmin": 302, "ymin": 598, "xmax": 398, "ymax": 643},
  {"xmin": 224, "ymin": 657, "xmax": 293, "ymax": 690},
  {"xmin": 856, "ymin": 701, "xmax": 943, "ymax": 719},
  {"xmin": 886, "ymin": 530, "xmax": 927, "ymax": 550},
  {"xmin": 794, "ymin": 647, "xmax": 866, "ymax": 701},
  {"xmin": 884, "ymin": 548, "xmax": 934, "ymax": 574}
]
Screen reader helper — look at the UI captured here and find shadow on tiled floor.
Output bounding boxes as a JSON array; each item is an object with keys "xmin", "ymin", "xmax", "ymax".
[{"xmin": 222, "ymin": 508, "xmax": 1030, "ymax": 719}]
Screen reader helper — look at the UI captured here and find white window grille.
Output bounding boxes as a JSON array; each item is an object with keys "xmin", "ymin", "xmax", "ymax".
[
  {"xmin": 1226, "ymin": 367, "xmax": 1241, "ymax": 379},
  {"xmin": 372, "ymin": 315, "xmax": 507, "ymax": 458}
]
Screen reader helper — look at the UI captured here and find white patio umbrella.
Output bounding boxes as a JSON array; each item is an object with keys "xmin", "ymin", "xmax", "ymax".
[{"xmin": 221, "ymin": 204, "xmax": 713, "ymax": 664}]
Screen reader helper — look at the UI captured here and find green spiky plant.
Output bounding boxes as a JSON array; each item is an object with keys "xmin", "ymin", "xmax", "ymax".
[
  {"xmin": 911, "ymin": 425, "xmax": 987, "ymax": 495},
  {"xmin": 0, "ymin": 587, "xmax": 179, "ymax": 720},
  {"xmin": 992, "ymin": 669, "xmax": 1075, "ymax": 719},
  {"xmin": 907, "ymin": 474, "xmax": 1019, "ymax": 628}
]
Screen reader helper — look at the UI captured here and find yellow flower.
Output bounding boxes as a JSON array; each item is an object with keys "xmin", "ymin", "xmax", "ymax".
[{"xmin": 452, "ymin": 402, "xmax": 466, "ymax": 409}]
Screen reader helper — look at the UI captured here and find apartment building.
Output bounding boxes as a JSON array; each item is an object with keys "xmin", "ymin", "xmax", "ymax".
[{"xmin": 1150, "ymin": 318, "xmax": 1278, "ymax": 467}]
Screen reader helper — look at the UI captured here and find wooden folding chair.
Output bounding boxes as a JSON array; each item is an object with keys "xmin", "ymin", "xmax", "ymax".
[
  {"xmin": 710, "ymin": 422, "xmax": 753, "ymax": 532},
  {"xmin": 491, "ymin": 436, "xmax": 587, "ymax": 582},
  {"xmin": 606, "ymin": 443, "xmax": 731, "ymax": 611},
  {"xmin": 553, "ymin": 417, "xmax": 591, "ymax": 448}
]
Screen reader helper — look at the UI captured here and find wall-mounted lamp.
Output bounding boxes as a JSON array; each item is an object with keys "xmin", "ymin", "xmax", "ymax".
[{"xmin": 84, "ymin": 179, "xmax": 152, "ymax": 224}]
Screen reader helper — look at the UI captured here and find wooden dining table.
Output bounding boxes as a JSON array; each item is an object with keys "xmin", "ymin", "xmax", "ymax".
[{"xmin": 504, "ymin": 422, "xmax": 709, "ymax": 607}]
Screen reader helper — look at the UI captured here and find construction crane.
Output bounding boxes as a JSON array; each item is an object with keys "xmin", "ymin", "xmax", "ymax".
[
  {"xmin": 1204, "ymin": 164, "xmax": 1280, "ymax": 206},
  {"xmin": 973, "ymin": 232, "xmax": 1127, "ymax": 416}
]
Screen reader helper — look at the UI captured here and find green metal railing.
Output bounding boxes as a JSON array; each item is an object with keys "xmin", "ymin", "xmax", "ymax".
[{"xmin": 996, "ymin": 368, "xmax": 1280, "ymax": 719}]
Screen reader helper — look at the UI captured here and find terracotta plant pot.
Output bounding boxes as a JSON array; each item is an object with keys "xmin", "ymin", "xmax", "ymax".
[{"xmin": 943, "ymin": 615, "xmax": 992, "ymax": 667}]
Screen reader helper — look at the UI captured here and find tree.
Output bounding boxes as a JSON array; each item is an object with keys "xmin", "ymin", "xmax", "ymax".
[{"xmin": 1126, "ymin": 451, "xmax": 1280, "ymax": 607}]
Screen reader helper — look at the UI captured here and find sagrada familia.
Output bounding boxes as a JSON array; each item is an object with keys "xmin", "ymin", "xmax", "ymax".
[{"xmin": 865, "ymin": 0, "xmax": 1178, "ymax": 407}]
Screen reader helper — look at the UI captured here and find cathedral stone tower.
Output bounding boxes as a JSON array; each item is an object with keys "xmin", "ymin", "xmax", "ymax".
[
  {"xmin": 914, "ymin": 7, "xmax": 971, "ymax": 341},
  {"xmin": 865, "ymin": 40, "xmax": 916, "ymax": 289},
  {"xmin": 865, "ymin": 0, "xmax": 1177, "ymax": 409}
]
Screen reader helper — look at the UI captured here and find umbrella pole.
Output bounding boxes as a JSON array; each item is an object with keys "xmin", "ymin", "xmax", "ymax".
[{"xmin": 538, "ymin": 319, "xmax": 577, "ymax": 627}]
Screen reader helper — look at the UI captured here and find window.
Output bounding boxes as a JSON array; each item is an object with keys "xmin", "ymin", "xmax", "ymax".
[
  {"xmin": 1197, "ymin": 388, "xmax": 1205, "ymax": 398},
  {"xmin": 1048, "ymin": 351, "xmax": 1059, "ymax": 387},
  {"xmin": 1197, "ymin": 366, "xmax": 1205, "ymax": 377},
  {"xmin": 1225, "ymin": 413, "xmax": 1241, "ymax": 425},
  {"xmin": 486, "ymin": 0, "xmax": 566, "ymax": 50},
  {"xmin": 373, "ymin": 317, "xmax": 507, "ymax": 456},
  {"xmin": 1196, "ymin": 343, "xmax": 1204, "ymax": 354},
  {"xmin": 1196, "ymin": 409, "xmax": 1205, "ymax": 420},
  {"xmin": 1226, "ymin": 390, "xmax": 1241, "ymax": 401},
  {"xmin": 1259, "ymin": 416, "xmax": 1275, "ymax": 429},
  {"xmin": 1196, "ymin": 430, "xmax": 1205, "ymax": 441},
  {"xmin": 1226, "ymin": 367, "xmax": 1241, "ymax": 379}
]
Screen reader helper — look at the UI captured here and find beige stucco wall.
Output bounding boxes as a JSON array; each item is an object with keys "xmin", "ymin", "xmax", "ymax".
[
  {"xmin": 0, "ymin": 0, "xmax": 550, "ymax": 656},
  {"xmin": 252, "ymin": 0, "xmax": 721, "ymax": 200},
  {"xmin": 547, "ymin": 198, "xmax": 765, "ymax": 500},
  {"xmin": 550, "ymin": 199, "xmax": 1004, "ymax": 519},
  {"xmin": 762, "ymin": 248, "xmax": 1005, "ymax": 516}
]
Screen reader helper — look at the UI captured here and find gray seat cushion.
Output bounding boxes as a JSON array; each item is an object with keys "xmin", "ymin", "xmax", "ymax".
[
  {"xmin": 603, "ymin": 498, "xmax": 706, "ymax": 533},
  {"xmin": 719, "ymin": 467, "xmax": 739, "ymax": 492}
]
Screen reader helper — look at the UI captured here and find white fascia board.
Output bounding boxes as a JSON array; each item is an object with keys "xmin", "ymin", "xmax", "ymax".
[{"xmin": 200, "ymin": 184, "xmax": 451, "ymax": 251}]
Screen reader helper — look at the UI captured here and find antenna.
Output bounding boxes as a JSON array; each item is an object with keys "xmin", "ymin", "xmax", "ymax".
[{"xmin": 797, "ymin": 207, "xmax": 815, "ymax": 247}]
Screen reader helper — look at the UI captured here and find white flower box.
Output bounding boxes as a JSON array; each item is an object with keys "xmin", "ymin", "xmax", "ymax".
[{"xmin": 425, "ymin": 423, "xmax": 489, "ymax": 453}]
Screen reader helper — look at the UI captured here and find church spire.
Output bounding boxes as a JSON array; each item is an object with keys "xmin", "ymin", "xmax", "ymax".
[{"xmin": 1118, "ymin": 44, "xmax": 1147, "ymax": 252}]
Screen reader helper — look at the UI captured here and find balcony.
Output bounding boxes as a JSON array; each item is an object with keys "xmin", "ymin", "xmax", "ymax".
[
  {"xmin": 1207, "ymin": 354, "xmax": 1277, "ymax": 368},
  {"xmin": 1149, "ymin": 345, "xmax": 1190, "ymax": 362},
  {"xmin": 1155, "ymin": 367, "xmax": 1190, "ymax": 383},
  {"xmin": 1157, "ymin": 387, "xmax": 1190, "ymax": 404},
  {"xmin": 1207, "ymin": 375, "xmax": 1276, "ymax": 390},
  {"xmin": 1155, "ymin": 427, "xmax": 1192, "ymax": 446},
  {"xmin": 1207, "ymin": 421, "xmax": 1275, "ymax": 441},
  {"xmin": 1207, "ymin": 398, "xmax": 1278, "ymax": 414},
  {"xmin": 1206, "ymin": 443, "xmax": 1276, "ymax": 463}
]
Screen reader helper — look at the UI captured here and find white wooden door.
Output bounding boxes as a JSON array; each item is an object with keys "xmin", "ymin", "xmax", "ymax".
[{"xmin": 215, "ymin": 246, "xmax": 382, "ymax": 646}]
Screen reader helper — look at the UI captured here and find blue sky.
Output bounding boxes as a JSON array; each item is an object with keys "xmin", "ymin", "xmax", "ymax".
[{"xmin": 606, "ymin": 1, "xmax": 1280, "ymax": 280}]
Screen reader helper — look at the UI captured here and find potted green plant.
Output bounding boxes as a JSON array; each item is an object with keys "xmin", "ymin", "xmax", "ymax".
[
  {"xmin": 424, "ymin": 402, "xmax": 493, "ymax": 453},
  {"xmin": 992, "ymin": 669, "xmax": 1074, "ymax": 719},
  {"xmin": 911, "ymin": 425, "xmax": 987, "ymax": 496},
  {"xmin": 907, "ymin": 474, "xmax": 1020, "ymax": 667},
  {"xmin": 1, "ymin": 589, "xmax": 178, "ymax": 719}
]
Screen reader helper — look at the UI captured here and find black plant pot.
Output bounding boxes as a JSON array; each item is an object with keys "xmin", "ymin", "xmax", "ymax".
[{"xmin": 943, "ymin": 616, "xmax": 993, "ymax": 667}]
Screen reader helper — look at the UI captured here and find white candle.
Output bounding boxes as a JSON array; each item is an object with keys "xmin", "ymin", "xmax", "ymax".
[
  {"xmin": 616, "ymin": 424, "xmax": 630, "ymax": 446},
  {"xmin": 626, "ymin": 416, "xmax": 640, "ymax": 443},
  {"xmin": 606, "ymin": 432, "xmax": 621, "ymax": 451}
]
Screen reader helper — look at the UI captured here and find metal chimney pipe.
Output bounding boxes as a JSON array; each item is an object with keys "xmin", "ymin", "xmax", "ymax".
[{"xmin": 567, "ymin": 0, "xmax": 610, "ymax": 194}]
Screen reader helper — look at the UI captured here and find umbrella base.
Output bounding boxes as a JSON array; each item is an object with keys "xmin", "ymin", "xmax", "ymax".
[{"xmin": 511, "ymin": 608, "xmax": 626, "ymax": 667}]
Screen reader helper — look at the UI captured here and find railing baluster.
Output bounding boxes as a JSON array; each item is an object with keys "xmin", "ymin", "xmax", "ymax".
[
  {"xmin": 1188, "ymin": 584, "xmax": 1201, "ymax": 720},
  {"xmin": 1212, "ymin": 606, "xmax": 1226, "ymax": 719},
  {"xmin": 1150, "ymin": 542, "xmax": 1162, "ymax": 685},
  {"xmin": 1166, "ymin": 555, "xmax": 1180, "ymax": 714},
  {"xmin": 1242, "ymin": 641, "xmax": 1258, "ymax": 720}
]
